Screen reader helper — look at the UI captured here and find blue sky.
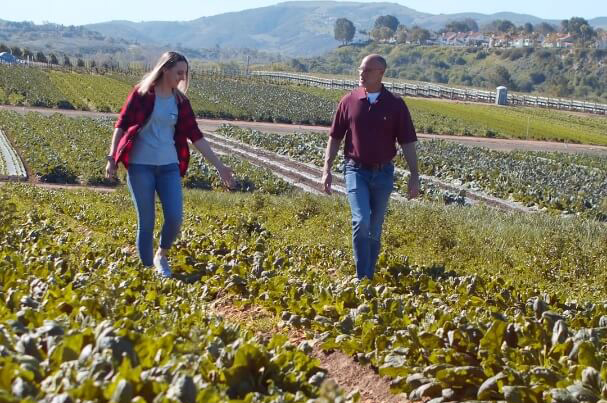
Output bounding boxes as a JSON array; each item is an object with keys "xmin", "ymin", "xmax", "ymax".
[{"xmin": 4, "ymin": 0, "xmax": 606, "ymax": 25}]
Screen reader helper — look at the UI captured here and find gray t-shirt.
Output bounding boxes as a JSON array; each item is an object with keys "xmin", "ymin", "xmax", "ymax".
[{"xmin": 129, "ymin": 94, "xmax": 179, "ymax": 165}]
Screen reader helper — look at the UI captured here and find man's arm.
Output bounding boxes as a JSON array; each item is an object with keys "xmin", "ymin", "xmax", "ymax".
[
  {"xmin": 322, "ymin": 136, "xmax": 342, "ymax": 194},
  {"xmin": 400, "ymin": 141, "xmax": 420, "ymax": 199}
]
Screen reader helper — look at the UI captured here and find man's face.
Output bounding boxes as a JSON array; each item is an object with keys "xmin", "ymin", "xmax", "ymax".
[{"xmin": 358, "ymin": 58, "xmax": 385, "ymax": 90}]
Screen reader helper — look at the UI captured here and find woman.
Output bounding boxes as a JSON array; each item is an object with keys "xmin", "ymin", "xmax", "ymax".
[{"xmin": 105, "ymin": 51, "xmax": 234, "ymax": 278}]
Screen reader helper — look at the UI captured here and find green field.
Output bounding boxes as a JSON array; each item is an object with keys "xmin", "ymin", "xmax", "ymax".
[
  {"xmin": 289, "ymin": 84, "xmax": 607, "ymax": 145},
  {"xmin": 0, "ymin": 111, "xmax": 297, "ymax": 194},
  {"xmin": 217, "ymin": 125, "xmax": 607, "ymax": 220},
  {"xmin": 1, "ymin": 65, "xmax": 606, "ymax": 145},
  {"xmin": 1, "ymin": 183, "xmax": 607, "ymax": 401}
]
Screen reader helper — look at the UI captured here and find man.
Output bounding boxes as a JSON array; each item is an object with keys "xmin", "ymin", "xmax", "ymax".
[{"xmin": 322, "ymin": 54, "xmax": 420, "ymax": 280}]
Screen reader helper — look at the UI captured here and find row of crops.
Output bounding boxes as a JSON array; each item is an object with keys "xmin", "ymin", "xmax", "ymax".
[
  {"xmin": 0, "ymin": 110, "xmax": 466, "ymax": 207},
  {"xmin": 215, "ymin": 125, "xmax": 607, "ymax": 220},
  {"xmin": 2, "ymin": 65, "xmax": 607, "ymax": 145},
  {"xmin": 0, "ymin": 186, "xmax": 355, "ymax": 403},
  {"xmin": 0, "ymin": 111, "xmax": 295, "ymax": 194},
  {"xmin": 2, "ymin": 183, "xmax": 607, "ymax": 402},
  {"xmin": 291, "ymin": 85, "xmax": 607, "ymax": 146},
  {"xmin": 0, "ymin": 109, "xmax": 604, "ymax": 218},
  {"xmin": 0, "ymin": 65, "xmax": 336, "ymax": 125}
]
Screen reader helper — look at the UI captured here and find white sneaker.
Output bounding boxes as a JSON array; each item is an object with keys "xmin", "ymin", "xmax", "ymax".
[{"xmin": 153, "ymin": 254, "xmax": 172, "ymax": 278}]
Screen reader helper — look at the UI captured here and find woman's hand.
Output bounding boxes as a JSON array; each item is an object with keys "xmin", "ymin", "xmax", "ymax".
[
  {"xmin": 217, "ymin": 164, "xmax": 235, "ymax": 189},
  {"xmin": 105, "ymin": 158, "xmax": 117, "ymax": 179}
]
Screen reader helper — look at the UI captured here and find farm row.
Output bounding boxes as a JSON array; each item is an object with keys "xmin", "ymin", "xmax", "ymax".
[
  {"xmin": 0, "ymin": 111, "xmax": 295, "ymax": 195},
  {"xmin": 215, "ymin": 125, "xmax": 607, "ymax": 220},
  {"xmin": 1, "ymin": 65, "xmax": 607, "ymax": 145},
  {"xmin": 1, "ymin": 183, "xmax": 607, "ymax": 402},
  {"xmin": 0, "ymin": 186, "xmax": 354, "ymax": 403},
  {"xmin": 1, "ymin": 110, "xmax": 605, "ymax": 219}
]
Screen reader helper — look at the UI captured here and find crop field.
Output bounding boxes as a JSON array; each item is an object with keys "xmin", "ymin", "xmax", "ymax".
[
  {"xmin": 46, "ymin": 70, "xmax": 132, "ymax": 112},
  {"xmin": 289, "ymin": 85, "xmax": 607, "ymax": 146},
  {"xmin": 2, "ymin": 64, "xmax": 607, "ymax": 403},
  {"xmin": 1, "ymin": 182, "xmax": 607, "ymax": 402},
  {"xmin": 215, "ymin": 125, "xmax": 607, "ymax": 220},
  {"xmin": 1, "ymin": 66, "xmax": 607, "ymax": 145},
  {"xmin": 0, "ymin": 111, "xmax": 296, "ymax": 194}
]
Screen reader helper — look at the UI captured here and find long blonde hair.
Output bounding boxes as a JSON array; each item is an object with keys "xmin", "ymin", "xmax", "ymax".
[{"xmin": 137, "ymin": 51, "xmax": 189, "ymax": 96}]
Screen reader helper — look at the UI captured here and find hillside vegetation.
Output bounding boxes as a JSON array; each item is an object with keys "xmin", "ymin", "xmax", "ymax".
[{"xmin": 297, "ymin": 44, "xmax": 607, "ymax": 102}]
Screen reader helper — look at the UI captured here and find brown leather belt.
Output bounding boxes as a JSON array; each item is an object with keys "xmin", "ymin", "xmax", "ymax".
[{"xmin": 345, "ymin": 158, "xmax": 390, "ymax": 171}]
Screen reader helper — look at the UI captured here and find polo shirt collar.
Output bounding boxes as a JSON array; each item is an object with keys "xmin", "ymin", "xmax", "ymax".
[{"xmin": 357, "ymin": 84, "xmax": 387, "ymax": 100}]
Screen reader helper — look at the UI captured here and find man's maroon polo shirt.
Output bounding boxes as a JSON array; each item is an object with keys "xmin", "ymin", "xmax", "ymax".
[{"xmin": 329, "ymin": 85, "xmax": 417, "ymax": 165}]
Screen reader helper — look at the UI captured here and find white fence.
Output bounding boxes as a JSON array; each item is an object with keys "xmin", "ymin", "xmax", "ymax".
[{"xmin": 251, "ymin": 71, "xmax": 607, "ymax": 115}]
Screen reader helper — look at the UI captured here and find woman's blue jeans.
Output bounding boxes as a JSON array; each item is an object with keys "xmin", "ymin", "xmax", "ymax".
[
  {"xmin": 127, "ymin": 163, "xmax": 183, "ymax": 267},
  {"xmin": 344, "ymin": 161, "xmax": 394, "ymax": 280}
]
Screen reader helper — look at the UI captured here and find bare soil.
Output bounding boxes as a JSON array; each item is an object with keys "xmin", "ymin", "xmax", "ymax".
[{"xmin": 210, "ymin": 295, "xmax": 410, "ymax": 403}]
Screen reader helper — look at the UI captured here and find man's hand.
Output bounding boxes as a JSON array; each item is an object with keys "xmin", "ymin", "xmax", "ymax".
[
  {"xmin": 408, "ymin": 173, "xmax": 420, "ymax": 199},
  {"xmin": 322, "ymin": 170, "xmax": 332, "ymax": 194}
]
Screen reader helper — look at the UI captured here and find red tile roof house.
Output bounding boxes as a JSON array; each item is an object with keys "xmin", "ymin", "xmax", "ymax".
[{"xmin": 542, "ymin": 33, "xmax": 575, "ymax": 48}]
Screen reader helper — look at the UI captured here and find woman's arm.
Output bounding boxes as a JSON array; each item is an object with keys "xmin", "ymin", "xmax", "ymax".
[
  {"xmin": 192, "ymin": 137, "xmax": 235, "ymax": 188},
  {"xmin": 105, "ymin": 127, "xmax": 123, "ymax": 179}
]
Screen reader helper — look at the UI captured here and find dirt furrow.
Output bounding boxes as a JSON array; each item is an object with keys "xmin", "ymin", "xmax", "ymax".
[
  {"xmin": 210, "ymin": 296, "xmax": 409, "ymax": 403},
  {"xmin": 205, "ymin": 131, "xmax": 535, "ymax": 213}
]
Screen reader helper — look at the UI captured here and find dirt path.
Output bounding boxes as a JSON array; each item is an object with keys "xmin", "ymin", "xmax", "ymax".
[
  {"xmin": 0, "ymin": 181, "xmax": 116, "ymax": 192},
  {"xmin": 2, "ymin": 105, "xmax": 606, "ymax": 156},
  {"xmin": 210, "ymin": 295, "xmax": 409, "ymax": 403}
]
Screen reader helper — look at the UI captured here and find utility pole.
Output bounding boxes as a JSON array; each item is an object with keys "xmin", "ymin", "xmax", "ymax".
[{"xmin": 245, "ymin": 55, "xmax": 250, "ymax": 76}]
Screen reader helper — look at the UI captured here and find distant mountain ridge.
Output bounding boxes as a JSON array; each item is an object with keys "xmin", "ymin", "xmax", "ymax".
[
  {"xmin": 84, "ymin": 1, "xmax": 607, "ymax": 56},
  {"xmin": 2, "ymin": 2, "xmax": 606, "ymax": 57}
]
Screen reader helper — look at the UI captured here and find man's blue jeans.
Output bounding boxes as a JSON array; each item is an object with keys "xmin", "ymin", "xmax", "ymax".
[
  {"xmin": 127, "ymin": 163, "xmax": 183, "ymax": 267},
  {"xmin": 344, "ymin": 161, "xmax": 394, "ymax": 280}
]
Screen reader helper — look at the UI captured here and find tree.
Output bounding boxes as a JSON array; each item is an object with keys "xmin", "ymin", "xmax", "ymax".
[
  {"xmin": 496, "ymin": 20, "xmax": 515, "ymax": 33},
  {"xmin": 444, "ymin": 18, "xmax": 478, "ymax": 33},
  {"xmin": 11, "ymin": 47, "xmax": 22, "ymax": 58},
  {"xmin": 374, "ymin": 15, "xmax": 399, "ymax": 32},
  {"xmin": 0, "ymin": 44, "xmax": 9, "ymax": 53},
  {"xmin": 395, "ymin": 25, "xmax": 408, "ymax": 44},
  {"xmin": 522, "ymin": 23, "xmax": 534, "ymax": 34},
  {"xmin": 49, "ymin": 53, "xmax": 59, "ymax": 64},
  {"xmin": 483, "ymin": 19, "xmax": 515, "ymax": 33},
  {"xmin": 35, "ymin": 51, "xmax": 47, "ymax": 63},
  {"xmin": 289, "ymin": 58, "xmax": 307, "ymax": 72},
  {"xmin": 561, "ymin": 17, "xmax": 596, "ymax": 44},
  {"xmin": 334, "ymin": 18, "xmax": 356, "ymax": 45},
  {"xmin": 535, "ymin": 22, "xmax": 556, "ymax": 35},
  {"xmin": 371, "ymin": 26, "xmax": 395, "ymax": 42},
  {"xmin": 77, "ymin": 58, "xmax": 85, "ymax": 68},
  {"xmin": 63, "ymin": 55, "xmax": 72, "ymax": 66},
  {"xmin": 410, "ymin": 26, "xmax": 431, "ymax": 44}
]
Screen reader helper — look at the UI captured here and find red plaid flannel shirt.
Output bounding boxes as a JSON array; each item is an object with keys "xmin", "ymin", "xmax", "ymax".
[{"xmin": 113, "ymin": 86, "xmax": 204, "ymax": 177}]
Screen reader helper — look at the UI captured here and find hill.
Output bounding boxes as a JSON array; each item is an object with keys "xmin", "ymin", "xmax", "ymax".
[
  {"xmin": 297, "ymin": 43, "xmax": 607, "ymax": 102},
  {"xmin": 79, "ymin": 1, "xmax": 604, "ymax": 56}
]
